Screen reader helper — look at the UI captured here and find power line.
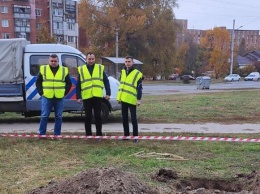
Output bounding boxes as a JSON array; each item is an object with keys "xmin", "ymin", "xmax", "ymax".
[
  {"xmin": 240, "ymin": 17, "xmax": 260, "ymax": 29},
  {"xmin": 175, "ymin": 0, "xmax": 260, "ymax": 30},
  {"xmin": 202, "ymin": 0, "xmax": 260, "ymax": 9},
  {"xmin": 178, "ymin": 0, "xmax": 260, "ymax": 14},
  {"xmin": 174, "ymin": 9, "xmax": 258, "ymax": 18}
]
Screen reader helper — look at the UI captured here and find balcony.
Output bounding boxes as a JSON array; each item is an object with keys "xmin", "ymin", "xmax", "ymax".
[{"xmin": 15, "ymin": 27, "xmax": 30, "ymax": 33}]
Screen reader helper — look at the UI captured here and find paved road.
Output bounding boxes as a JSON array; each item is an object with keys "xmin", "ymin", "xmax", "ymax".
[
  {"xmin": 1, "ymin": 122, "xmax": 260, "ymax": 134},
  {"xmin": 143, "ymin": 81, "xmax": 260, "ymax": 95}
]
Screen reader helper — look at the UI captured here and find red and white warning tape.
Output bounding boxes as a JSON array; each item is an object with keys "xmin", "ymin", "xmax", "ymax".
[{"xmin": 0, "ymin": 134, "xmax": 259, "ymax": 143}]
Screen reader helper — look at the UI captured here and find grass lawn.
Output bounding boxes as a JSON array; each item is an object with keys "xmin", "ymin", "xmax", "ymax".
[
  {"xmin": 0, "ymin": 135, "xmax": 259, "ymax": 193},
  {"xmin": 0, "ymin": 90, "xmax": 260, "ymax": 193}
]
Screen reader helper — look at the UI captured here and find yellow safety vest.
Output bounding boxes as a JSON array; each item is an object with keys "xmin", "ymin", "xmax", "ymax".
[
  {"xmin": 117, "ymin": 69, "xmax": 142, "ymax": 105},
  {"xmin": 78, "ymin": 64, "xmax": 104, "ymax": 99},
  {"xmin": 40, "ymin": 65, "xmax": 68, "ymax": 98}
]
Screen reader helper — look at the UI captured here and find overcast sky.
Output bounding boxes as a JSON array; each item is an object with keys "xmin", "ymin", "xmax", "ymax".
[{"xmin": 173, "ymin": 0, "xmax": 260, "ymax": 30}]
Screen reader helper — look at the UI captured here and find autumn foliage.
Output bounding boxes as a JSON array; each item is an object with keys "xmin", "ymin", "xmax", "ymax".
[
  {"xmin": 200, "ymin": 28, "xmax": 231, "ymax": 78},
  {"xmin": 36, "ymin": 20, "xmax": 56, "ymax": 44},
  {"xmin": 78, "ymin": 0, "xmax": 177, "ymax": 79}
]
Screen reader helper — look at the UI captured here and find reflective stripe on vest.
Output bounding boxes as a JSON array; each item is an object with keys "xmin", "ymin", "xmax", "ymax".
[
  {"xmin": 40, "ymin": 65, "xmax": 68, "ymax": 98},
  {"xmin": 117, "ymin": 69, "xmax": 142, "ymax": 105},
  {"xmin": 78, "ymin": 64, "xmax": 104, "ymax": 99}
]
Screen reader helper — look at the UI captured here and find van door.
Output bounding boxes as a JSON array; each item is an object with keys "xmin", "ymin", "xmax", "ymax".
[
  {"xmin": 61, "ymin": 54, "xmax": 85, "ymax": 111},
  {"xmin": 24, "ymin": 54, "xmax": 49, "ymax": 111},
  {"xmin": 24, "ymin": 54, "xmax": 85, "ymax": 112}
]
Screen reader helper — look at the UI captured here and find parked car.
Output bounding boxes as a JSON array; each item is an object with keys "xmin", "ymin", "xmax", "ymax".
[
  {"xmin": 224, "ymin": 74, "xmax": 240, "ymax": 82},
  {"xmin": 181, "ymin": 75, "xmax": 196, "ymax": 80},
  {"xmin": 244, "ymin": 72, "xmax": 260, "ymax": 81},
  {"xmin": 168, "ymin": 74, "xmax": 179, "ymax": 80}
]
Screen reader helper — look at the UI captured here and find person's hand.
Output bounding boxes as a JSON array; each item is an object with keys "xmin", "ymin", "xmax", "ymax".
[
  {"xmin": 117, "ymin": 100, "xmax": 121, "ymax": 104},
  {"xmin": 105, "ymin": 95, "xmax": 110, "ymax": 100},
  {"xmin": 137, "ymin": 100, "xmax": 141, "ymax": 106},
  {"xmin": 77, "ymin": 99, "xmax": 82, "ymax": 104}
]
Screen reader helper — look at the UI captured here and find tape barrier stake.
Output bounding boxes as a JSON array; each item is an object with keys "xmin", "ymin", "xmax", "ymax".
[{"xmin": 0, "ymin": 134, "xmax": 259, "ymax": 143}]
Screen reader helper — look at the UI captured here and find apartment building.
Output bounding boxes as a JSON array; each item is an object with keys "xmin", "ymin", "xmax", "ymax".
[
  {"xmin": 228, "ymin": 29, "xmax": 260, "ymax": 50},
  {"xmin": 0, "ymin": 0, "xmax": 78, "ymax": 48},
  {"xmin": 175, "ymin": 19, "xmax": 260, "ymax": 51}
]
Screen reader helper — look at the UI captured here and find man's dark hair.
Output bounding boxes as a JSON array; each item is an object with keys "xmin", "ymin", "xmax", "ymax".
[
  {"xmin": 86, "ymin": 52, "xmax": 94, "ymax": 56},
  {"xmin": 50, "ymin": 54, "xmax": 58, "ymax": 59},
  {"xmin": 125, "ymin": 55, "xmax": 134, "ymax": 60}
]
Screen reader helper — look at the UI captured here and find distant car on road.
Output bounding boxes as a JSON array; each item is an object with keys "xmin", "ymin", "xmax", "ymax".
[
  {"xmin": 181, "ymin": 75, "xmax": 196, "ymax": 80},
  {"xmin": 168, "ymin": 74, "xmax": 179, "ymax": 80},
  {"xmin": 224, "ymin": 74, "xmax": 240, "ymax": 82},
  {"xmin": 244, "ymin": 72, "xmax": 260, "ymax": 81}
]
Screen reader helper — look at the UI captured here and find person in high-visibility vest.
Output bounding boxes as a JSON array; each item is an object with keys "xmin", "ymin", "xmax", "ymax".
[
  {"xmin": 76, "ymin": 52, "xmax": 111, "ymax": 137},
  {"xmin": 36, "ymin": 54, "xmax": 72, "ymax": 137},
  {"xmin": 117, "ymin": 56, "xmax": 143, "ymax": 143}
]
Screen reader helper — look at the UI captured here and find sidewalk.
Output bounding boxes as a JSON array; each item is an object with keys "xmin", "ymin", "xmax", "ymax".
[{"xmin": 1, "ymin": 122, "xmax": 260, "ymax": 134}]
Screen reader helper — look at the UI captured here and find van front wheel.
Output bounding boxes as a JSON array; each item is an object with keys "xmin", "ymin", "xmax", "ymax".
[
  {"xmin": 101, "ymin": 101, "xmax": 110, "ymax": 123},
  {"xmin": 91, "ymin": 101, "xmax": 110, "ymax": 123}
]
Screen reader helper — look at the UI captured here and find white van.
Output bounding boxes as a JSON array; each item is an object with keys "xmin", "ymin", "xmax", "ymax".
[
  {"xmin": 244, "ymin": 72, "xmax": 260, "ymax": 81},
  {"xmin": 0, "ymin": 38, "xmax": 120, "ymax": 122}
]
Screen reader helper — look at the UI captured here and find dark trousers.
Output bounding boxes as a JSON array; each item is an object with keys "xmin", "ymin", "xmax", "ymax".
[
  {"xmin": 83, "ymin": 97, "xmax": 102, "ymax": 136},
  {"xmin": 121, "ymin": 102, "xmax": 138, "ymax": 136}
]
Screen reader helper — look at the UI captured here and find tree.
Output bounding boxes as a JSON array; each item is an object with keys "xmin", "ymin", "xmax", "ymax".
[
  {"xmin": 142, "ymin": 5, "xmax": 177, "ymax": 79},
  {"xmin": 175, "ymin": 41, "xmax": 189, "ymax": 73},
  {"xmin": 238, "ymin": 38, "xmax": 246, "ymax": 56},
  {"xmin": 200, "ymin": 28, "xmax": 231, "ymax": 79},
  {"xmin": 36, "ymin": 20, "xmax": 56, "ymax": 43},
  {"xmin": 78, "ymin": 0, "xmax": 178, "ymax": 77},
  {"xmin": 240, "ymin": 65, "xmax": 256, "ymax": 77}
]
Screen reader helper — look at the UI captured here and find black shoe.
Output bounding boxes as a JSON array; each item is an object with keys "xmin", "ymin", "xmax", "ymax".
[{"xmin": 133, "ymin": 139, "xmax": 139, "ymax": 143}]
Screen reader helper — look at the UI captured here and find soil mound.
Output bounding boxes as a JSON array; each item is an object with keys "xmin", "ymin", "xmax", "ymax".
[{"xmin": 28, "ymin": 167, "xmax": 159, "ymax": 194}]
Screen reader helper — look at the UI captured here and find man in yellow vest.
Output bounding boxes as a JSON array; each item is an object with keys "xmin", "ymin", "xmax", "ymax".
[
  {"xmin": 117, "ymin": 56, "xmax": 143, "ymax": 143},
  {"xmin": 76, "ymin": 52, "xmax": 111, "ymax": 137},
  {"xmin": 36, "ymin": 54, "xmax": 72, "ymax": 136}
]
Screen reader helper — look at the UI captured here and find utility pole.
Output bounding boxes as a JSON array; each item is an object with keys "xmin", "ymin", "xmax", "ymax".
[
  {"xmin": 230, "ymin": 19, "xmax": 235, "ymax": 75},
  {"xmin": 115, "ymin": 28, "xmax": 119, "ymax": 79},
  {"xmin": 49, "ymin": 0, "xmax": 53, "ymax": 37}
]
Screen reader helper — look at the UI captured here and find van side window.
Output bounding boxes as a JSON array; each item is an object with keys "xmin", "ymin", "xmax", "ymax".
[
  {"xmin": 30, "ymin": 55, "xmax": 49, "ymax": 76},
  {"xmin": 61, "ymin": 55, "xmax": 85, "ymax": 77}
]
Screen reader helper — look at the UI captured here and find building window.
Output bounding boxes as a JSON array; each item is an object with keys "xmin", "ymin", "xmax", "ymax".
[
  {"xmin": 36, "ymin": 23, "xmax": 41, "ymax": 29},
  {"xmin": 2, "ymin": 33, "xmax": 10, "ymax": 39},
  {"xmin": 1, "ymin": 6, "xmax": 8, "ymax": 13},
  {"xmin": 2, "ymin": 20, "xmax": 9, "ymax": 27},
  {"xmin": 57, "ymin": 3, "xmax": 63, "ymax": 8},
  {"xmin": 53, "ymin": 9, "xmax": 63, "ymax": 16},
  {"xmin": 68, "ymin": 36, "xmax": 74, "ymax": 43},
  {"xmin": 56, "ymin": 35, "xmax": 64, "ymax": 43},
  {"xmin": 35, "ymin": 9, "xmax": 41, "ymax": 16},
  {"xmin": 15, "ymin": 18, "xmax": 30, "ymax": 27},
  {"xmin": 53, "ymin": 22, "xmax": 63, "ymax": 30},
  {"xmin": 67, "ymin": 23, "xmax": 75, "ymax": 30},
  {"xmin": 13, "ymin": 5, "xmax": 31, "ymax": 14},
  {"xmin": 15, "ymin": 32, "xmax": 30, "ymax": 40}
]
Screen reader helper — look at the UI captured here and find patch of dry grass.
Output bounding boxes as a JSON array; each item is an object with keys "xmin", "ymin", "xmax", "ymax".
[{"xmin": 0, "ymin": 134, "xmax": 259, "ymax": 193}]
